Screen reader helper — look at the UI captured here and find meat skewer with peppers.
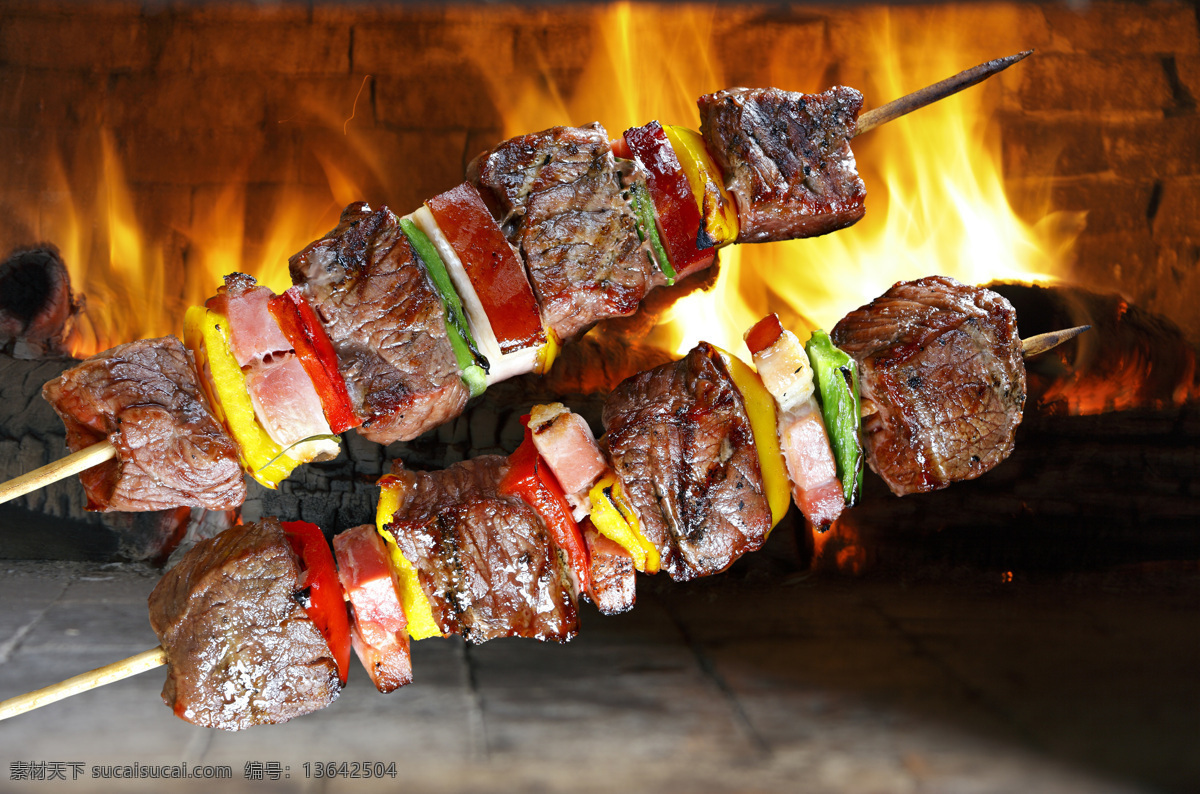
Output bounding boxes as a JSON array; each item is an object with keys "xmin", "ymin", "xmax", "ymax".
[
  {"xmin": 0, "ymin": 277, "xmax": 1087, "ymax": 731},
  {"xmin": 0, "ymin": 53, "xmax": 1034, "ymax": 510}
]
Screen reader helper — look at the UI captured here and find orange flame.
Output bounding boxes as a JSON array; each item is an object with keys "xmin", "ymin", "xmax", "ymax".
[
  {"xmin": 811, "ymin": 513, "xmax": 870, "ymax": 576},
  {"xmin": 22, "ymin": 121, "xmax": 370, "ymax": 358}
]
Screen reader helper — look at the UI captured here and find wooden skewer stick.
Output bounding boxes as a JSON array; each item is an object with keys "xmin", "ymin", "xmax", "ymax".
[
  {"xmin": 1021, "ymin": 325, "xmax": 1091, "ymax": 358},
  {"xmin": 0, "ymin": 646, "xmax": 166, "ymax": 721},
  {"xmin": 855, "ymin": 50, "xmax": 1034, "ymax": 137},
  {"xmin": 0, "ymin": 440, "xmax": 115, "ymax": 506}
]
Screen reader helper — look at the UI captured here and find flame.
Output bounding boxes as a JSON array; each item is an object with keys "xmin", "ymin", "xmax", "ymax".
[
  {"xmin": 21, "ymin": 124, "xmax": 369, "ymax": 358},
  {"xmin": 811, "ymin": 514, "xmax": 870, "ymax": 576}
]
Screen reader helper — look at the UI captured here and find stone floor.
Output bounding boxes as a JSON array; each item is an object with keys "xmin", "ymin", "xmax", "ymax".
[{"xmin": 0, "ymin": 555, "xmax": 1197, "ymax": 794}]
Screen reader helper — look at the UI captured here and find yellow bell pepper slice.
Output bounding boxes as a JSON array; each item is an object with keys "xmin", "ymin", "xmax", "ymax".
[
  {"xmin": 588, "ymin": 473, "xmax": 660, "ymax": 574},
  {"xmin": 376, "ymin": 475, "xmax": 443, "ymax": 640},
  {"xmin": 712, "ymin": 346, "xmax": 792, "ymax": 528},
  {"xmin": 663, "ymin": 125, "xmax": 739, "ymax": 246},
  {"xmin": 533, "ymin": 325, "xmax": 560, "ymax": 375},
  {"xmin": 183, "ymin": 305, "xmax": 300, "ymax": 488}
]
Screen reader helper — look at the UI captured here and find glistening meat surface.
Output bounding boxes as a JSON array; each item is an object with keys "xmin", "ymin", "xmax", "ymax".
[
  {"xmin": 289, "ymin": 202, "xmax": 467, "ymax": 444},
  {"xmin": 147, "ymin": 518, "xmax": 340, "ymax": 731},
  {"xmin": 832, "ymin": 276, "xmax": 1026, "ymax": 496},
  {"xmin": 603, "ymin": 342, "xmax": 772, "ymax": 581},
  {"xmin": 382, "ymin": 456, "xmax": 578, "ymax": 643},
  {"xmin": 699, "ymin": 86, "xmax": 866, "ymax": 243},
  {"xmin": 469, "ymin": 123, "xmax": 663, "ymax": 341},
  {"xmin": 41, "ymin": 335, "xmax": 245, "ymax": 511}
]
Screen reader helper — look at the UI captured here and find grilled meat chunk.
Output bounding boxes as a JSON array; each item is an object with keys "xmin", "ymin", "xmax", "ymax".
[
  {"xmin": 41, "ymin": 336, "xmax": 245, "ymax": 511},
  {"xmin": 289, "ymin": 202, "xmax": 467, "ymax": 444},
  {"xmin": 214, "ymin": 273, "xmax": 339, "ymax": 463},
  {"xmin": 831, "ymin": 276, "xmax": 1026, "ymax": 496},
  {"xmin": 147, "ymin": 518, "xmax": 340, "ymax": 731},
  {"xmin": 333, "ymin": 524, "xmax": 413, "ymax": 693},
  {"xmin": 468, "ymin": 123, "xmax": 663, "ymax": 341},
  {"xmin": 602, "ymin": 342, "xmax": 772, "ymax": 581},
  {"xmin": 698, "ymin": 86, "xmax": 866, "ymax": 243},
  {"xmin": 583, "ymin": 522, "xmax": 636, "ymax": 615},
  {"xmin": 382, "ymin": 456, "xmax": 578, "ymax": 643}
]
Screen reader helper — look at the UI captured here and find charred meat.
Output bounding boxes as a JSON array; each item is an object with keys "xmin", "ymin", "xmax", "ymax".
[
  {"xmin": 382, "ymin": 456, "xmax": 579, "ymax": 643},
  {"xmin": 582, "ymin": 522, "xmax": 636, "ymax": 615},
  {"xmin": 147, "ymin": 518, "xmax": 340, "ymax": 731},
  {"xmin": 699, "ymin": 86, "xmax": 866, "ymax": 243},
  {"xmin": 469, "ymin": 123, "xmax": 663, "ymax": 342},
  {"xmin": 41, "ymin": 336, "xmax": 245, "ymax": 511},
  {"xmin": 832, "ymin": 276, "xmax": 1025, "ymax": 496},
  {"xmin": 603, "ymin": 342, "xmax": 772, "ymax": 581},
  {"xmin": 289, "ymin": 202, "xmax": 468, "ymax": 444}
]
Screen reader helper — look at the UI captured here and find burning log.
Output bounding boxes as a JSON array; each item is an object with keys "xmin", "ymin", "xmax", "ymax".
[{"xmin": 0, "ymin": 247, "xmax": 81, "ymax": 359}]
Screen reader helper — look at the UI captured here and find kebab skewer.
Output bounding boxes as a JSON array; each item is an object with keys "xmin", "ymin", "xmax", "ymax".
[
  {"xmin": 0, "ymin": 52, "xmax": 1032, "ymax": 510},
  {"xmin": 0, "ymin": 278, "xmax": 1088, "ymax": 729}
]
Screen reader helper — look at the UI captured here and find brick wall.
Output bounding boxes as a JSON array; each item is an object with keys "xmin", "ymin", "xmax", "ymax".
[{"xmin": 1, "ymin": 1, "xmax": 1198, "ymax": 344}]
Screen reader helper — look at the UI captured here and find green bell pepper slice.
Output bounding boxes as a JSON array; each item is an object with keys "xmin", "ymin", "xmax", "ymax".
[
  {"xmin": 629, "ymin": 181, "xmax": 676, "ymax": 285},
  {"xmin": 806, "ymin": 330, "xmax": 864, "ymax": 505},
  {"xmin": 400, "ymin": 217, "xmax": 489, "ymax": 397}
]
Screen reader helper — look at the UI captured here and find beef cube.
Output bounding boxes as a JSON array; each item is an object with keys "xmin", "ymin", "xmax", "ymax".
[
  {"xmin": 147, "ymin": 518, "xmax": 340, "ymax": 730},
  {"xmin": 469, "ymin": 123, "xmax": 663, "ymax": 341},
  {"xmin": 381, "ymin": 456, "xmax": 578, "ymax": 644},
  {"xmin": 41, "ymin": 336, "xmax": 245, "ymax": 511},
  {"xmin": 602, "ymin": 342, "xmax": 772, "ymax": 581},
  {"xmin": 831, "ymin": 276, "xmax": 1026, "ymax": 496},
  {"xmin": 289, "ymin": 202, "xmax": 468, "ymax": 444},
  {"xmin": 699, "ymin": 86, "xmax": 866, "ymax": 243}
]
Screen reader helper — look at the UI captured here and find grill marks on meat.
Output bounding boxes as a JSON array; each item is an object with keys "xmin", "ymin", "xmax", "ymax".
[
  {"xmin": 832, "ymin": 276, "xmax": 1026, "ymax": 496},
  {"xmin": 147, "ymin": 518, "xmax": 340, "ymax": 731},
  {"xmin": 41, "ymin": 336, "xmax": 245, "ymax": 511},
  {"xmin": 382, "ymin": 457, "xmax": 578, "ymax": 643},
  {"xmin": 289, "ymin": 202, "xmax": 467, "ymax": 444},
  {"xmin": 699, "ymin": 86, "xmax": 866, "ymax": 243},
  {"xmin": 469, "ymin": 123, "xmax": 662, "ymax": 342},
  {"xmin": 602, "ymin": 343, "xmax": 772, "ymax": 581}
]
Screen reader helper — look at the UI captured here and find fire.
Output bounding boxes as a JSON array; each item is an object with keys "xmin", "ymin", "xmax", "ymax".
[
  {"xmin": 21, "ymin": 131, "xmax": 365, "ymax": 359},
  {"xmin": 810, "ymin": 513, "xmax": 870, "ymax": 577}
]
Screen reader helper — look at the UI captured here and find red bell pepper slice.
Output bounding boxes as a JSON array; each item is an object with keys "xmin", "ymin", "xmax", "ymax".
[
  {"xmin": 426, "ymin": 183, "xmax": 546, "ymax": 354},
  {"xmin": 499, "ymin": 420, "xmax": 591, "ymax": 594},
  {"xmin": 282, "ymin": 520, "xmax": 353, "ymax": 685},
  {"xmin": 744, "ymin": 313, "xmax": 784, "ymax": 356},
  {"xmin": 610, "ymin": 136, "xmax": 633, "ymax": 160},
  {"xmin": 623, "ymin": 121, "xmax": 716, "ymax": 280},
  {"xmin": 268, "ymin": 287, "xmax": 362, "ymax": 433}
]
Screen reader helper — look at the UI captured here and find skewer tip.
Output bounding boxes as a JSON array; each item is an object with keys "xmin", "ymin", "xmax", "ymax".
[
  {"xmin": 855, "ymin": 49, "xmax": 1036, "ymax": 137},
  {"xmin": 1021, "ymin": 325, "xmax": 1091, "ymax": 358}
]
